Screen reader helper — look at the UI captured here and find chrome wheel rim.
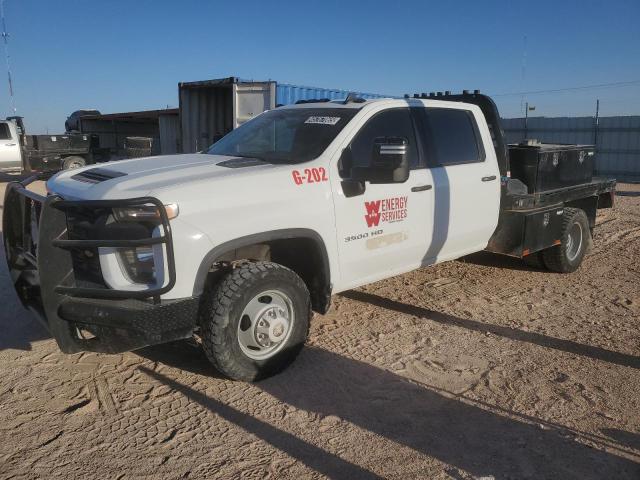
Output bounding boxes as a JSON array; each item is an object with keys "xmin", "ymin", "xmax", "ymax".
[
  {"xmin": 67, "ymin": 160, "xmax": 83, "ymax": 169},
  {"xmin": 237, "ymin": 289, "xmax": 295, "ymax": 360},
  {"xmin": 566, "ymin": 222, "xmax": 583, "ymax": 262}
]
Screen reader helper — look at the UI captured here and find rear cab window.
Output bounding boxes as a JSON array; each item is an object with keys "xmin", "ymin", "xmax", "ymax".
[
  {"xmin": 0, "ymin": 123, "xmax": 12, "ymax": 140},
  {"xmin": 416, "ymin": 107, "xmax": 485, "ymax": 167}
]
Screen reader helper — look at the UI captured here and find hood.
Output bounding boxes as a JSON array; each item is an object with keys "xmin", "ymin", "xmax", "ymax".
[{"xmin": 47, "ymin": 153, "xmax": 276, "ymax": 200}]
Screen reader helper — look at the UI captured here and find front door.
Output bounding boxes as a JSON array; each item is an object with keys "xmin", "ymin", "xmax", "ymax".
[{"xmin": 330, "ymin": 107, "xmax": 434, "ymax": 292}]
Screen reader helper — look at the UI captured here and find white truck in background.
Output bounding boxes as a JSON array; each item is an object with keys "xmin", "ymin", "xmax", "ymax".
[
  {"xmin": 4, "ymin": 92, "xmax": 615, "ymax": 381},
  {"xmin": 0, "ymin": 116, "xmax": 106, "ymax": 174}
]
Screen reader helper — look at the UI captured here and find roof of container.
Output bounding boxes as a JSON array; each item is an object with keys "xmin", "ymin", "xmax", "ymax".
[
  {"xmin": 179, "ymin": 77, "xmax": 272, "ymax": 88},
  {"xmin": 80, "ymin": 108, "xmax": 178, "ymax": 121},
  {"xmin": 276, "ymin": 83, "xmax": 393, "ymax": 104},
  {"xmin": 282, "ymin": 98, "xmax": 393, "ymax": 109}
]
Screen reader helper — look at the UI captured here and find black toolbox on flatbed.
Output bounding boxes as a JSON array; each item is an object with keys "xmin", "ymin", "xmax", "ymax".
[{"xmin": 508, "ymin": 141, "xmax": 595, "ymax": 194}]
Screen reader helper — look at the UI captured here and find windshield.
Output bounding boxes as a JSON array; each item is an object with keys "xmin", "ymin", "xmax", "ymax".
[{"xmin": 206, "ymin": 107, "xmax": 358, "ymax": 164}]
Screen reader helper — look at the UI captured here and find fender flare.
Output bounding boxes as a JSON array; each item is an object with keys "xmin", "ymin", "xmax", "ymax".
[{"xmin": 192, "ymin": 228, "xmax": 331, "ymax": 298}]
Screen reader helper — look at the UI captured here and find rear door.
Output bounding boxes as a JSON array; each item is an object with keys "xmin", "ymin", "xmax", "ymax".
[
  {"xmin": 414, "ymin": 105, "xmax": 501, "ymax": 262},
  {"xmin": 0, "ymin": 122, "xmax": 21, "ymax": 170}
]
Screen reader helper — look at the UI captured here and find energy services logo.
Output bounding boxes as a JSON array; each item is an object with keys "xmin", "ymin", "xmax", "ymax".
[{"xmin": 364, "ymin": 196, "xmax": 408, "ymax": 227}]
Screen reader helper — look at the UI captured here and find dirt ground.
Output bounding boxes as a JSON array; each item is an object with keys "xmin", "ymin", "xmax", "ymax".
[{"xmin": 0, "ymin": 177, "xmax": 638, "ymax": 479}]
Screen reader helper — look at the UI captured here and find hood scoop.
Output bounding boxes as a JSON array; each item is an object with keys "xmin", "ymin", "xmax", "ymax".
[
  {"xmin": 216, "ymin": 157, "xmax": 267, "ymax": 168},
  {"xmin": 72, "ymin": 167, "xmax": 127, "ymax": 184}
]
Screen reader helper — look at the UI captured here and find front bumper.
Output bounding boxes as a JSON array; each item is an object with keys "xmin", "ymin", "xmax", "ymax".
[{"xmin": 2, "ymin": 175, "xmax": 199, "ymax": 353}]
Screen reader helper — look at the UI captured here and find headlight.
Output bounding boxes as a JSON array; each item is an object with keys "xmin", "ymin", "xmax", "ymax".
[
  {"xmin": 110, "ymin": 203, "xmax": 177, "ymax": 285},
  {"xmin": 116, "ymin": 246, "xmax": 156, "ymax": 284},
  {"xmin": 113, "ymin": 203, "xmax": 179, "ymax": 222}
]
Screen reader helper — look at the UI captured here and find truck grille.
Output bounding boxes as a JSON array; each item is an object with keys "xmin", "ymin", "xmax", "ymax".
[{"xmin": 65, "ymin": 206, "xmax": 112, "ymax": 288}]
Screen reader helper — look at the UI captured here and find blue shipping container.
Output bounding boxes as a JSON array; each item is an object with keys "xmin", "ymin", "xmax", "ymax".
[{"xmin": 276, "ymin": 83, "xmax": 392, "ymax": 106}]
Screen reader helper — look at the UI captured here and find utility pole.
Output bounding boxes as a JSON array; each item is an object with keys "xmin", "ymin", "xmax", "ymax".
[
  {"xmin": 594, "ymin": 99, "xmax": 600, "ymax": 147},
  {"xmin": 524, "ymin": 102, "xmax": 535, "ymax": 140},
  {"xmin": 0, "ymin": 0, "xmax": 16, "ymax": 114}
]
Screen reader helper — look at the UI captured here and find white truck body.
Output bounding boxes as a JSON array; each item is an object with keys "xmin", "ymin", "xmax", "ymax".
[
  {"xmin": 47, "ymin": 99, "xmax": 501, "ymax": 299},
  {"xmin": 7, "ymin": 93, "xmax": 609, "ymax": 380}
]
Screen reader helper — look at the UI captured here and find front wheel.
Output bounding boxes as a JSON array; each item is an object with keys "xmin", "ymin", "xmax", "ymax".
[
  {"xmin": 542, "ymin": 208, "xmax": 590, "ymax": 273},
  {"xmin": 199, "ymin": 262, "xmax": 311, "ymax": 381}
]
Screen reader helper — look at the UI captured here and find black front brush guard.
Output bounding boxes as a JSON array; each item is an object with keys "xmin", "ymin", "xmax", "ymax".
[{"xmin": 2, "ymin": 174, "xmax": 193, "ymax": 354}]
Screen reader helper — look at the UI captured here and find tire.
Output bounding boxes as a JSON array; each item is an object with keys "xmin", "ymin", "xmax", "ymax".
[
  {"xmin": 62, "ymin": 156, "xmax": 86, "ymax": 170},
  {"xmin": 542, "ymin": 208, "xmax": 590, "ymax": 273},
  {"xmin": 200, "ymin": 261, "xmax": 311, "ymax": 381},
  {"xmin": 125, "ymin": 147, "xmax": 152, "ymax": 158},
  {"xmin": 523, "ymin": 251, "xmax": 546, "ymax": 270}
]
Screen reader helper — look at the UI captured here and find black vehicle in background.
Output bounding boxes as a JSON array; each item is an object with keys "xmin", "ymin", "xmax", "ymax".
[{"xmin": 0, "ymin": 116, "xmax": 110, "ymax": 174}]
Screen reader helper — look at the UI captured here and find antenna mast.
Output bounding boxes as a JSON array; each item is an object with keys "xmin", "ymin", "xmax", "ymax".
[
  {"xmin": 519, "ymin": 35, "xmax": 528, "ymax": 116},
  {"xmin": 1, "ymin": 0, "xmax": 16, "ymax": 114}
]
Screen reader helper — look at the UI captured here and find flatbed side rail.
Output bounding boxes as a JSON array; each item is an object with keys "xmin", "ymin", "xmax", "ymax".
[{"xmin": 502, "ymin": 178, "xmax": 616, "ymax": 211}]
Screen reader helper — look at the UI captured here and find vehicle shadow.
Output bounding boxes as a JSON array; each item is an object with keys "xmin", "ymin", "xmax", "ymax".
[
  {"xmin": 341, "ymin": 290, "xmax": 640, "ymax": 370},
  {"xmin": 0, "ymin": 173, "xmax": 30, "ymax": 183},
  {"xmin": 141, "ymin": 346, "xmax": 640, "ymax": 479},
  {"xmin": 139, "ymin": 364, "xmax": 382, "ymax": 479},
  {"xmin": 0, "ymin": 232, "xmax": 52, "ymax": 351},
  {"xmin": 423, "ymin": 165, "xmax": 450, "ymax": 263},
  {"xmin": 602, "ymin": 428, "xmax": 640, "ymax": 451},
  {"xmin": 137, "ymin": 339, "xmax": 226, "ymax": 379}
]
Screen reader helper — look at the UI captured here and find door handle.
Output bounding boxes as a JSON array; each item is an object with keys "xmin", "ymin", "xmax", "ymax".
[
  {"xmin": 4, "ymin": 143, "xmax": 16, "ymax": 146},
  {"xmin": 411, "ymin": 184, "xmax": 432, "ymax": 192},
  {"xmin": 481, "ymin": 175, "xmax": 497, "ymax": 182}
]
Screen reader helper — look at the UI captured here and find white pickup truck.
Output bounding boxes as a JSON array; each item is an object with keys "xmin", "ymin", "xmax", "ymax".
[{"xmin": 3, "ymin": 92, "xmax": 615, "ymax": 381}]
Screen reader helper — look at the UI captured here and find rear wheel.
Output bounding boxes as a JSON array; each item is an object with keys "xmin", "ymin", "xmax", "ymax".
[
  {"xmin": 62, "ymin": 156, "xmax": 86, "ymax": 170},
  {"xmin": 542, "ymin": 208, "xmax": 590, "ymax": 273},
  {"xmin": 199, "ymin": 262, "xmax": 311, "ymax": 381}
]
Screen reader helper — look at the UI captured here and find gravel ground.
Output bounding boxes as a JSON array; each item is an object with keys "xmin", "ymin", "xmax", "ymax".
[{"xmin": 0, "ymin": 178, "xmax": 638, "ymax": 479}]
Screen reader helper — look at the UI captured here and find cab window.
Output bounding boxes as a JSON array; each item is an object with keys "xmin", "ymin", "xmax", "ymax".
[
  {"xmin": 418, "ymin": 108, "xmax": 485, "ymax": 166},
  {"xmin": 0, "ymin": 123, "xmax": 11, "ymax": 140}
]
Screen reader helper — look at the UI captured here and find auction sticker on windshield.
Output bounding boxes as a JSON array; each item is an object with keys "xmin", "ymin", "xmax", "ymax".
[{"xmin": 304, "ymin": 116, "xmax": 341, "ymax": 125}]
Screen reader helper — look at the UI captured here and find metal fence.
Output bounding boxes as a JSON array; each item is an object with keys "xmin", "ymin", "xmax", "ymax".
[{"xmin": 501, "ymin": 116, "xmax": 640, "ymax": 182}]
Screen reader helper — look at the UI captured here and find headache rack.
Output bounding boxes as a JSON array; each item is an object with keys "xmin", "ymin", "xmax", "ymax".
[{"xmin": 403, "ymin": 89, "xmax": 510, "ymax": 178}]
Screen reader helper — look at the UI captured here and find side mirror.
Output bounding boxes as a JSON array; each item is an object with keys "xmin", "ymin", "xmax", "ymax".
[
  {"xmin": 367, "ymin": 136, "xmax": 410, "ymax": 184},
  {"xmin": 339, "ymin": 137, "xmax": 411, "ymax": 197},
  {"xmin": 372, "ymin": 136, "xmax": 406, "ymax": 168}
]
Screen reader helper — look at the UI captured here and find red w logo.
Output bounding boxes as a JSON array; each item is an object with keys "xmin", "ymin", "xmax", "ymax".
[{"xmin": 364, "ymin": 200, "xmax": 381, "ymax": 227}]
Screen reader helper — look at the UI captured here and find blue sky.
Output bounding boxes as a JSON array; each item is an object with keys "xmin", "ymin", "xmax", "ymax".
[{"xmin": 1, "ymin": 0, "xmax": 639, "ymax": 133}]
